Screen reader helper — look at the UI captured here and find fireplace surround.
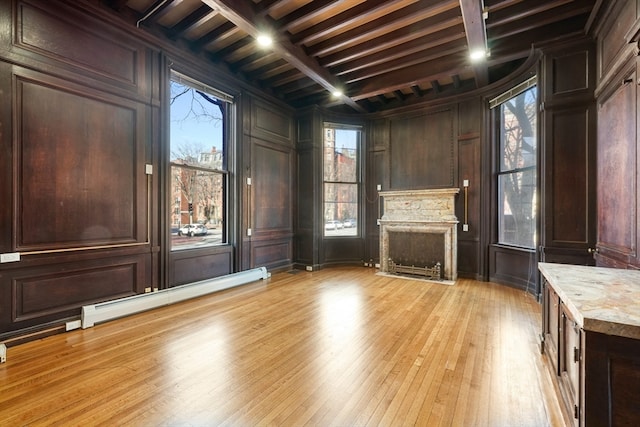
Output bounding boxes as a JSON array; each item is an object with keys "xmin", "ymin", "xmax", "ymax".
[{"xmin": 379, "ymin": 188, "xmax": 459, "ymax": 282}]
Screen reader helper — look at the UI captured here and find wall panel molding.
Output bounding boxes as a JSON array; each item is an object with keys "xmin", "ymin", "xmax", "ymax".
[
  {"xmin": 3, "ymin": 0, "xmax": 154, "ymax": 102},
  {"xmin": 389, "ymin": 107, "xmax": 456, "ymax": 189},
  {"xmin": 13, "ymin": 69, "xmax": 148, "ymax": 252},
  {"xmin": 1, "ymin": 254, "xmax": 146, "ymax": 331}
]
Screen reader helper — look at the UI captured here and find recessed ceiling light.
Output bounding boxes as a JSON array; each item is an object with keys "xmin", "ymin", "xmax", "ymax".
[
  {"xmin": 257, "ymin": 34, "xmax": 272, "ymax": 47},
  {"xmin": 470, "ymin": 49, "xmax": 487, "ymax": 61},
  {"xmin": 332, "ymin": 90, "xmax": 343, "ymax": 98}
]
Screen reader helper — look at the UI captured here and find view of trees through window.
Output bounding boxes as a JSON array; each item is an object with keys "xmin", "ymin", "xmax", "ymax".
[
  {"xmin": 323, "ymin": 125, "xmax": 360, "ymax": 237},
  {"xmin": 497, "ymin": 84, "xmax": 537, "ymax": 248},
  {"xmin": 170, "ymin": 75, "xmax": 229, "ymax": 250}
]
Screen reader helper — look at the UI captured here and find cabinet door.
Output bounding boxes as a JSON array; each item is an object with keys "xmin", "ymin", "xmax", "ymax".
[
  {"xmin": 542, "ymin": 281, "xmax": 560, "ymax": 375},
  {"xmin": 560, "ymin": 306, "xmax": 582, "ymax": 426},
  {"xmin": 540, "ymin": 40, "xmax": 596, "ymax": 267},
  {"xmin": 595, "ymin": 62, "xmax": 637, "ymax": 267}
]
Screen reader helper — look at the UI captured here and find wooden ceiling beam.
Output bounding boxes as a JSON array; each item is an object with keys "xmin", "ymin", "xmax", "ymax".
[
  {"xmin": 350, "ymin": 56, "xmax": 471, "ymax": 101},
  {"xmin": 307, "ymin": 0, "xmax": 459, "ymax": 58},
  {"xmin": 342, "ymin": 42, "xmax": 468, "ymax": 84},
  {"xmin": 320, "ymin": 14, "xmax": 464, "ymax": 68},
  {"xmin": 273, "ymin": 77, "xmax": 319, "ymax": 96},
  {"xmin": 139, "ymin": 0, "xmax": 184, "ymax": 25},
  {"xmin": 258, "ymin": 0, "xmax": 289, "ymax": 17},
  {"xmin": 234, "ymin": 51, "xmax": 280, "ymax": 73},
  {"xmin": 330, "ymin": 27, "xmax": 466, "ymax": 76},
  {"xmin": 484, "ymin": 0, "xmax": 524, "ymax": 14},
  {"xmin": 393, "ymin": 90, "xmax": 407, "ymax": 101},
  {"xmin": 411, "ymin": 85, "xmax": 425, "ymax": 97},
  {"xmin": 488, "ymin": 3, "xmax": 594, "ymax": 40},
  {"xmin": 193, "ymin": 21, "xmax": 237, "ymax": 49},
  {"xmin": 201, "ymin": 0, "xmax": 366, "ymax": 113},
  {"xmin": 489, "ymin": 8, "xmax": 590, "ymax": 41},
  {"xmin": 486, "ymin": 0, "xmax": 573, "ymax": 28},
  {"xmin": 284, "ymin": 84, "xmax": 329, "ymax": 102},
  {"xmin": 459, "ymin": 0, "xmax": 489, "ymax": 87},
  {"xmin": 168, "ymin": 5, "xmax": 217, "ymax": 39},
  {"xmin": 290, "ymin": 0, "xmax": 408, "ymax": 46},
  {"xmin": 484, "ymin": 42, "xmax": 534, "ymax": 66},
  {"xmin": 277, "ymin": 0, "xmax": 342, "ymax": 31},
  {"xmin": 262, "ymin": 68, "xmax": 306, "ymax": 88},
  {"xmin": 215, "ymin": 37, "xmax": 253, "ymax": 62},
  {"xmin": 248, "ymin": 61, "xmax": 295, "ymax": 82},
  {"xmin": 377, "ymin": 95, "xmax": 390, "ymax": 105}
]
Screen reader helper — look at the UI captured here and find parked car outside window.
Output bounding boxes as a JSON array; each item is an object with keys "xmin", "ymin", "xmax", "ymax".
[
  {"xmin": 179, "ymin": 224, "xmax": 208, "ymax": 237},
  {"xmin": 343, "ymin": 218, "xmax": 357, "ymax": 228},
  {"xmin": 324, "ymin": 220, "xmax": 343, "ymax": 230}
]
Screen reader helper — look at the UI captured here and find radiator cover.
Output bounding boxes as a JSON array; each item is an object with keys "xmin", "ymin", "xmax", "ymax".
[{"xmin": 81, "ymin": 267, "xmax": 268, "ymax": 328}]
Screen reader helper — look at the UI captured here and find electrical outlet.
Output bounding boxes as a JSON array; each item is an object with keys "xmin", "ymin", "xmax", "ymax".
[
  {"xmin": 376, "ymin": 184, "xmax": 381, "ymax": 191},
  {"xmin": 463, "ymin": 224, "xmax": 469, "ymax": 232},
  {"xmin": 306, "ymin": 266, "xmax": 313, "ymax": 271},
  {"xmin": 0, "ymin": 343, "xmax": 6, "ymax": 363}
]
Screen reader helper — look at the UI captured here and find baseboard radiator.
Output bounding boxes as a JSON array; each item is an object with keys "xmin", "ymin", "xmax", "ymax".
[{"xmin": 81, "ymin": 267, "xmax": 268, "ymax": 329}]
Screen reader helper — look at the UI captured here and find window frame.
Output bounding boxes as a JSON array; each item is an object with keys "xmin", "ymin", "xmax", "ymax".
[
  {"xmin": 168, "ymin": 71, "xmax": 232, "ymax": 250},
  {"xmin": 322, "ymin": 122, "xmax": 362, "ymax": 238},
  {"xmin": 491, "ymin": 77, "xmax": 538, "ymax": 250}
]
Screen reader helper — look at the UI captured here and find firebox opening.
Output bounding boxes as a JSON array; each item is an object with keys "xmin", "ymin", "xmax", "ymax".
[{"xmin": 388, "ymin": 231, "xmax": 445, "ymax": 278}]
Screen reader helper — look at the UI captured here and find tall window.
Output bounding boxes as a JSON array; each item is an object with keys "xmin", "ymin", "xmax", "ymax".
[
  {"xmin": 169, "ymin": 72, "xmax": 231, "ymax": 250},
  {"xmin": 495, "ymin": 79, "xmax": 537, "ymax": 248},
  {"xmin": 323, "ymin": 124, "xmax": 361, "ymax": 237}
]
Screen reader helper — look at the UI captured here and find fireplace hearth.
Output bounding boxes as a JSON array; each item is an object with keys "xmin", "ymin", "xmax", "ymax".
[{"xmin": 379, "ymin": 188, "xmax": 459, "ymax": 282}]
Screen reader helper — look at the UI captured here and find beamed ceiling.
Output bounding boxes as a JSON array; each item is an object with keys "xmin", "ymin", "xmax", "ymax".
[{"xmin": 104, "ymin": 0, "xmax": 601, "ymax": 113}]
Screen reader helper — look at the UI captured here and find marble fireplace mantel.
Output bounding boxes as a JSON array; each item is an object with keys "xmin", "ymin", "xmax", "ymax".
[{"xmin": 379, "ymin": 188, "xmax": 459, "ymax": 281}]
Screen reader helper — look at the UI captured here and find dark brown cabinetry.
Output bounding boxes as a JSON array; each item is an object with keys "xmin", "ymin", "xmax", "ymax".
[
  {"xmin": 539, "ymin": 38, "xmax": 597, "ymax": 267},
  {"xmin": 559, "ymin": 306, "xmax": 582, "ymax": 425},
  {"xmin": 539, "ymin": 263, "xmax": 640, "ymax": 426},
  {"xmin": 542, "ymin": 284, "xmax": 560, "ymax": 375},
  {"xmin": 593, "ymin": 0, "xmax": 640, "ymax": 269}
]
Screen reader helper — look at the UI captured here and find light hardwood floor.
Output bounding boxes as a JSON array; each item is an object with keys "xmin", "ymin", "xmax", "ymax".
[{"xmin": 0, "ymin": 267, "xmax": 566, "ymax": 426}]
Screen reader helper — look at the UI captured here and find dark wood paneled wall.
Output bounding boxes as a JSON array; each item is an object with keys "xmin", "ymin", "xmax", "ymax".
[
  {"xmin": 365, "ymin": 119, "xmax": 388, "ymax": 265},
  {"xmin": 539, "ymin": 38, "xmax": 597, "ymax": 267},
  {"xmin": 457, "ymin": 99, "xmax": 482, "ymax": 279},
  {"xmin": 242, "ymin": 96, "xmax": 295, "ymax": 272},
  {"xmin": 0, "ymin": 0, "xmax": 154, "ymax": 337},
  {"xmin": 388, "ymin": 108, "xmax": 457, "ymax": 190},
  {"xmin": 294, "ymin": 107, "xmax": 321, "ymax": 269},
  {"xmin": 593, "ymin": 0, "xmax": 640, "ymax": 269},
  {"xmin": 5, "ymin": 0, "xmax": 636, "ymax": 339},
  {"xmin": 0, "ymin": 0, "xmax": 296, "ymax": 339},
  {"xmin": 369, "ymin": 104, "xmax": 481, "ymax": 279},
  {"xmin": 294, "ymin": 109, "xmax": 367, "ymax": 269}
]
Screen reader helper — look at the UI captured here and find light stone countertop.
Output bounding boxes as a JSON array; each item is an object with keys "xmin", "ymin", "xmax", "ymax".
[{"xmin": 538, "ymin": 262, "xmax": 640, "ymax": 340}]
